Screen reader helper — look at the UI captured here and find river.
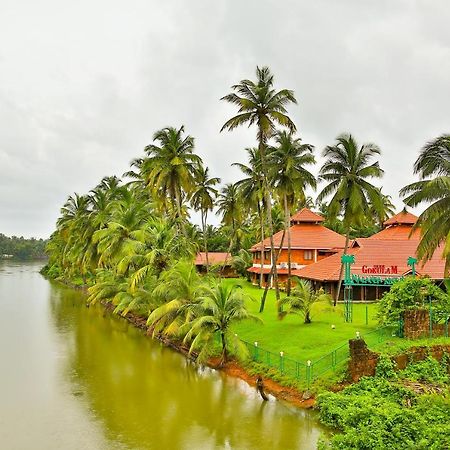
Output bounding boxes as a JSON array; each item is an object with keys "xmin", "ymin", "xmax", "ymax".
[{"xmin": 0, "ymin": 261, "xmax": 324, "ymax": 449}]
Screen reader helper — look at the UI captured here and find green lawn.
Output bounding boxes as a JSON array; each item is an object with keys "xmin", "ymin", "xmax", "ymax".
[{"xmin": 225, "ymin": 278, "xmax": 382, "ymax": 363}]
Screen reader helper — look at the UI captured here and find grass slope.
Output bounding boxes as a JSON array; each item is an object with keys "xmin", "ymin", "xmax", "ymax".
[{"xmin": 225, "ymin": 278, "xmax": 382, "ymax": 363}]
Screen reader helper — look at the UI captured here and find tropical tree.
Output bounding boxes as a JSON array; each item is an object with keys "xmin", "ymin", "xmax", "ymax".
[
  {"xmin": 221, "ymin": 66, "xmax": 298, "ymax": 304},
  {"xmin": 217, "ymin": 183, "xmax": 244, "ymax": 256},
  {"xmin": 182, "ymin": 282, "xmax": 261, "ymax": 365},
  {"xmin": 116, "ymin": 217, "xmax": 196, "ymax": 288},
  {"xmin": 146, "ymin": 260, "xmax": 206, "ymax": 337},
  {"xmin": 232, "ymin": 249, "xmax": 253, "ymax": 281},
  {"xmin": 317, "ymin": 133, "xmax": 384, "ymax": 304},
  {"xmin": 270, "ymin": 130, "xmax": 316, "ymax": 295},
  {"xmin": 140, "ymin": 126, "xmax": 202, "ymax": 222},
  {"xmin": 400, "ymin": 135, "xmax": 450, "ymax": 275},
  {"xmin": 279, "ymin": 278, "xmax": 332, "ymax": 324},
  {"xmin": 191, "ymin": 166, "xmax": 220, "ymax": 271}
]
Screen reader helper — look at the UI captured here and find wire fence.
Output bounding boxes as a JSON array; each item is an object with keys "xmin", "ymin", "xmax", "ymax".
[{"xmin": 239, "ymin": 326, "xmax": 396, "ymax": 387}]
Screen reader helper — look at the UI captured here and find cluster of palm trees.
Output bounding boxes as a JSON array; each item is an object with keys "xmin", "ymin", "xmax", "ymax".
[{"xmin": 44, "ymin": 65, "xmax": 450, "ymax": 353}]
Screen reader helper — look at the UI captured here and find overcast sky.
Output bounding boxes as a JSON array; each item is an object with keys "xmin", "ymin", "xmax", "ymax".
[{"xmin": 1, "ymin": 0, "xmax": 449, "ymax": 238}]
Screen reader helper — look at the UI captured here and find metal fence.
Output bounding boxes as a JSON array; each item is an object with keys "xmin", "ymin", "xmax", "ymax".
[{"xmin": 239, "ymin": 326, "xmax": 395, "ymax": 387}]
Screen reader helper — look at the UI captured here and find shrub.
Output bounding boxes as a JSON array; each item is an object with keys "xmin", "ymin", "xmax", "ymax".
[{"xmin": 377, "ymin": 276, "xmax": 450, "ymax": 325}]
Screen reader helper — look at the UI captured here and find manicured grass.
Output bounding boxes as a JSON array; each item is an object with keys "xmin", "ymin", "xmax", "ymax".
[{"xmin": 225, "ymin": 278, "xmax": 381, "ymax": 363}]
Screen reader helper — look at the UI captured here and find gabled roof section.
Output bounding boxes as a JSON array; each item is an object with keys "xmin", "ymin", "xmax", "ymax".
[
  {"xmin": 290, "ymin": 208, "xmax": 324, "ymax": 224},
  {"xmin": 250, "ymin": 223, "xmax": 346, "ymax": 252},
  {"xmin": 383, "ymin": 210, "xmax": 418, "ymax": 227}
]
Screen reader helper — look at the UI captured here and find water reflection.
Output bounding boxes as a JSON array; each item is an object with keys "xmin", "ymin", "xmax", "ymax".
[{"xmin": 0, "ymin": 261, "xmax": 324, "ymax": 449}]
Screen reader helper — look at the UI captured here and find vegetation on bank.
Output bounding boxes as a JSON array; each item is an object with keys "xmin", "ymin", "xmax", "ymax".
[
  {"xmin": 318, "ymin": 356, "xmax": 450, "ymax": 449},
  {"xmin": 0, "ymin": 233, "xmax": 47, "ymax": 260}
]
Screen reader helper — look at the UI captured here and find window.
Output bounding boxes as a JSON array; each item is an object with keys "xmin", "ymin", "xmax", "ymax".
[{"xmin": 304, "ymin": 250, "xmax": 314, "ymax": 260}]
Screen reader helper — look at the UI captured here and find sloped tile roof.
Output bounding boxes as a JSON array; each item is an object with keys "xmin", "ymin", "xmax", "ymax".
[
  {"xmin": 296, "ymin": 238, "xmax": 446, "ymax": 281},
  {"xmin": 290, "ymin": 208, "xmax": 325, "ymax": 223},
  {"xmin": 369, "ymin": 224, "xmax": 421, "ymax": 240},
  {"xmin": 383, "ymin": 210, "xmax": 418, "ymax": 226},
  {"xmin": 250, "ymin": 223, "xmax": 346, "ymax": 252},
  {"xmin": 195, "ymin": 252, "xmax": 231, "ymax": 265}
]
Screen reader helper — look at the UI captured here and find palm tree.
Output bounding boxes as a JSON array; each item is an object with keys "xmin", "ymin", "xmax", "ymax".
[
  {"xmin": 217, "ymin": 183, "xmax": 243, "ymax": 256},
  {"xmin": 400, "ymin": 135, "xmax": 450, "ymax": 275},
  {"xmin": 140, "ymin": 126, "xmax": 202, "ymax": 221},
  {"xmin": 232, "ymin": 249, "xmax": 253, "ymax": 281},
  {"xmin": 368, "ymin": 190, "xmax": 396, "ymax": 228},
  {"xmin": 270, "ymin": 130, "xmax": 316, "ymax": 295},
  {"xmin": 279, "ymin": 278, "xmax": 332, "ymax": 324},
  {"xmin": 221, "ymin": 66, "xmax": 297, "ymax": 304},
  {"xmin": 182, "ymin": 282, "xmax": 261, "ymax": 365},
  {"xmin": 191, "ymin": 166, "xmax": 220, "ymax": 271},
  {"xmin": 146, "ymin": 260, "xmax": 205, "ymax": 337},
  {"xmin": 317, "ymin": 133, "xmax": 384, "ymax": 304}
]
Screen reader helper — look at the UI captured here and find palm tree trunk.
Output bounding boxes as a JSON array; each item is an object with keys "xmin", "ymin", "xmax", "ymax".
[
  {"xmin": 304, "ymin": 310, "xmax": 311, "ymax": 324},
  {"xmin": 283, "ymin": 194, "xmax": 293, "ymax": 296},
  {"xmin": 202, "ymin": 210, "xmax": 209, "ymax": 273},
  {"xmin": 258, "ymin": 201, "xmax": 265, "ymax": 288},
  {"xmin": 259, "ymin": 228, "xmax": 286, "ymax": 313},
  {"xmin": 220, "ymin": 331, "xmax": 227, "ymax": 365},
  {"xmin": 257, "ymin": 139, "xmax": 281, "ymax": 305},
  {"xmin": 334, "ymin": 229, "xmax": 351, "ymax": 306}
]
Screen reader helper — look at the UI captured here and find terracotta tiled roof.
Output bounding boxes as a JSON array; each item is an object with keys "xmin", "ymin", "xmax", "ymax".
[
  {"xmin": 296, "ymin": 238, "xmax": 446, "ymax": 281},
  {"xmin": 369, "ymin": 225, "xmax": 421, "ymax": 240},
  {"xmin": 248, "ymin": 267, "xmax": 292, "ymax": 275},
  {"xmin": 383, "ymin": 210, "xmax": 418, "ymax": 226},
  {"xmin": 250, "ymin": 223, "xmax": 346, "ymax": 252},
  {"xmin": 290, "ymin": 208, "xmax": 324, "ymax": 223},
  {"xmin": 195, "ymin": 252, "xmax": 231, "ymax": 265}
]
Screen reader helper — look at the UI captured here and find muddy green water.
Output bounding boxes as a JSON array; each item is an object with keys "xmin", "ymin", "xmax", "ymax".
[{"xmin": 0, "ymin": 261, "xmax": 324, "ymax": 449}]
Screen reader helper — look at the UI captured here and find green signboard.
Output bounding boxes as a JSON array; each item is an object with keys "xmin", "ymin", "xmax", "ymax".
[{"xmin": 341, "ymin": 255, "xmax": 417, "ymax": 322}]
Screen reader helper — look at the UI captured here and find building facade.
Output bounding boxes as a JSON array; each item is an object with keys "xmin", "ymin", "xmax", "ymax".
[
  {"xmin": 248, "ymin": 208, "xmax": 346, "ymax": 287},
  {"xmin": 296, "ymin": 210, "xmax": 447, "ymax": 300}
]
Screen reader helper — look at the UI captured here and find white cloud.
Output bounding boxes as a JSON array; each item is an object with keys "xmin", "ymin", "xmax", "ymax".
[{"xmin": 1, "ymin": 0, "xmax": 450, "ymax": 237}]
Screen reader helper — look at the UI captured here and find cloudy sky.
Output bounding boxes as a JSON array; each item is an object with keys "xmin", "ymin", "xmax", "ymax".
[{"xmin": 1, "ymin": 0, "xmax": 449, "ymax": 238}]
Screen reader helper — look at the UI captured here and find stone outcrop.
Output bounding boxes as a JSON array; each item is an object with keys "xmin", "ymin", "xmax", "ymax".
[
  {"xmin": 348, "ymin": 339, "xmax": 450, "ymax": 381},
  {"xmin": 348, "ymin": 338, "xmax": 379, "ymax": 382}
]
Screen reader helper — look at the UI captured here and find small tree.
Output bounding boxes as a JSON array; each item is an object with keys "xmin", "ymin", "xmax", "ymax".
[
  {"xmin": 232, "ymin": 249, "xmax": 252, "ymax": 281},
  {"xmin": 182, "ymin": 282, "xmax": 261, "ymax": 365},
  {"xmin": 278, "ymin": 277, "xmax": 332, "ymax": 324},
  {"xmin": 377, "ymin": 276, "xmax": 450, "ymax": 325}
]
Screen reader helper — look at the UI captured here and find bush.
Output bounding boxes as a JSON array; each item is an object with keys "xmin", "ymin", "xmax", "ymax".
[
  {"xmin": 377, "ymin": 276, "xmax": 450, "ymax": 325},
  {"xmin": 318, "ymin": 372, "xmax": 450, "ymax": 449}
]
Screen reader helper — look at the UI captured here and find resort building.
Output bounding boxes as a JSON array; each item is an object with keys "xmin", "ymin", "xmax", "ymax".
[
  {"xmin": 247, "ymin": 208, "xmax": 346, "ymax": 286},
  {"xmin": 194, "ymin": 252, "xmax": 236, "ymax": 277},
  {"xmin": 296, "ymin": 210, "xmax": 447, "ymax": 300}
]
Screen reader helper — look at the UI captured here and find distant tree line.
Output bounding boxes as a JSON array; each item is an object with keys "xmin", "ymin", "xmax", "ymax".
[{"xmin": 0, "ymin": 233, "xmax": 47, "ymax": 260}]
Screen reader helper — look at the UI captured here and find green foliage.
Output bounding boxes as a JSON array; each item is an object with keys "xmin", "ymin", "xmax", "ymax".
[
  {"xmin": 401, "ymin": 135, "xmax": 450, "ymax": 275},
  {"xmin": 279, "ymin": 277, "xmax": 332, "ymax": 324},
  {"xmin": 0, "ymin": 233, "xmax": 47, "ymax": 260},
  {"xmin": 377, "ymin": 276, "xmax": 450, "ymax": 325},
  {"xmin": 375, "ymin": 354, "xmax": 398, "ymax": 379},
  {"xmin": 400, "ymin": 356, "xmax": 449, "ymax": 385},
  {"xmin": 232, "ymin": 249, "xmax": 252, "ymax": 280},
  {"xmin": 318, "ymin": 372, "xmax": 450, "ymax": 449},
  {"xmin": 182, "ymin": 281, "xmax": 262, "ymax": 364}
]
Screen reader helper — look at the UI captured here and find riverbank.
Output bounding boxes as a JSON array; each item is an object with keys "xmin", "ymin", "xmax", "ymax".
[{"xmin": 101, "ymin": 299, "xmax": 318, "ymax": 408}]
